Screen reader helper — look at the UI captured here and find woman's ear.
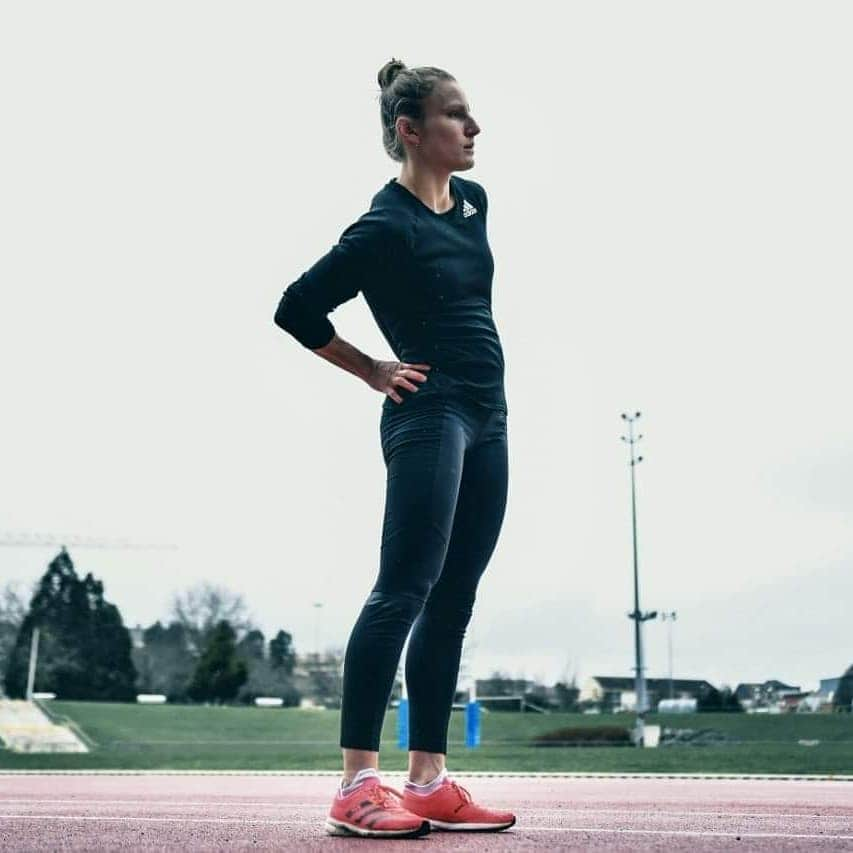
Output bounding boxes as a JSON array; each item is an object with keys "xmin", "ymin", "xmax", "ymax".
[{"xmin": 397, "ymin": 118, "xmax": 420, "ymax": 148}]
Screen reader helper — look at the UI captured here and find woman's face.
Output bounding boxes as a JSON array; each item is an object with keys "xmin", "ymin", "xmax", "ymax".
[{"xmin": 409, "ymin": 80, "xmax": 481, "ymax": 171}]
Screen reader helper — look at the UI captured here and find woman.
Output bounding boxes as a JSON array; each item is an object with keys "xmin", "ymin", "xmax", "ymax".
[{"xmin": 274, "ymin": 58, "xmax": 515, "ymax": 839}]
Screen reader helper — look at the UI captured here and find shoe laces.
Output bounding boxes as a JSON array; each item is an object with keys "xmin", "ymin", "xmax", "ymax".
[
  {"xmin": 365, "ymin": 782, "xmax": 405, "ymax": 809},
  {"xmin": 451, "ymin": 781, "xmax": 473, "ymax": 808}
]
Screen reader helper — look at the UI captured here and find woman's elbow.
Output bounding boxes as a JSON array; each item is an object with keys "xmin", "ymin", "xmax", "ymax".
[
  {"xmin": 273, "ymin": 297, "xmax": 290, "ymax": 331},
  {"xmin": 274, "ymin": 289, "xmax": 304, "ymax": 335},
  {"xmin": 273, "ymin": 290, "xmax": 333, "ymax": 349}
]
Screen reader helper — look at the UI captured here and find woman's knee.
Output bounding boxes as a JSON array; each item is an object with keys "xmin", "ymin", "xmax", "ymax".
[{"xmin": 362, "ymin": 588, "xmax": 427, "ymax": 627}]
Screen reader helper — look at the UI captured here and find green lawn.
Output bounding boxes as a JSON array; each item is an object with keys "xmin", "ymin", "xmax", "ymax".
[{"xmin": 1, "ymin": 702, "xmax": 851, "ymax": 774}]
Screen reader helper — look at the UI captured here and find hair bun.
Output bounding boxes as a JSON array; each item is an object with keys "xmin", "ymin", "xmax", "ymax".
[{"xmin": 378, "ymin": 58, "xmax": 406, "ymax": 90}]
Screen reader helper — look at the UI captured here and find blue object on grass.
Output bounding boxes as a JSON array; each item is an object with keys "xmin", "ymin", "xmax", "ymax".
[
  {"xmin": 465, "ymin": 700, "xmax": 481, "ymax": 747},
  {"xmin": 397, "ymin": 697, "xmax": 409, "ymax": 748}
]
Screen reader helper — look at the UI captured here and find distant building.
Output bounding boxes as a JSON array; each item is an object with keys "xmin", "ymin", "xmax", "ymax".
[
  {"xmin": 580, "ymin": 676, "xmax": 717, "ymax": 712},
  {"xmin": 779, "ymin": 691, "xmax": 812, "ymax": 712},
  {"xmin": 734, "ymin": 680, "xmax": 800, "ymax": 710},
  {"xmin": 817, "ymin": 677, "xmax": 839, "ymax": 703}
]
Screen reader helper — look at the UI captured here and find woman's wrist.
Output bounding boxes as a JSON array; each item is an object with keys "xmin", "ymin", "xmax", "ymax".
[{"xmin": 313, "ymin": 333, "xmax": 376, "ymax": 384}]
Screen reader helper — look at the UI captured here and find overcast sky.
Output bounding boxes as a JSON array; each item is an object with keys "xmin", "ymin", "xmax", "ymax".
[{"xmin": 2, "ymin": 1, "xmax": 850, "ymax": 694}]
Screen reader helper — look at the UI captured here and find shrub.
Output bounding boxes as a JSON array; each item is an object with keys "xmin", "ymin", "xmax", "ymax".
[{"xmin": 531, "ymin": 725, "xmax": 632, "ymax": 747}]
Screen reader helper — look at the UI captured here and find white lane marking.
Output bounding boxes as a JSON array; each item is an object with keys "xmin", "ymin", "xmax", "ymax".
[
  {"xmin": 0, "ymin": 815, "xmax": 851, "ymax": 841},
  {"xmin": 522, "ymin": 827, "xmax": 853, "ymax": 840},
  {"xmin": 0, "ymin": 815, "xmax": 305, "ymax": 825},
  {"xmin": 1, "ymin": 800, "xmax": 850, "ymax": 821},
  {"xmin": 1, "ymin": 770, "xmax": 851, "ymax": 781}
]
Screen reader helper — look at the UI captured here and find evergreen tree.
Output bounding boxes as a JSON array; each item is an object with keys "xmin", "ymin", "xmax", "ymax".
[
  {"xmin": 237, "ymin": 629, "xmax": 266, "ymax": 662},
  {"xmin": 3, "ymin": 549, "xmax": 136, "ymax": 701},
  {"xmin": 697, "ymin": 685, "xmax": 724, "ymax": 711},
  {"xmin": 553, "ymin": 681, "xmax": 580, "ymax": 712},
  {"xmin": 719, "ymin": 684, "xmax": 744, "ymax": 712},
  {"xmin": 187, "ymin": 620, "xmax": 247, "ymax": 704},
  {"xmin": 834, "ymin": 664, "xmax": 853, "ymax": 712},
  {"xmin": 269, "ymin": 629, "xmax": 296, "ymax": 675},
  {"xmin": 233, "ymin": 628, "xmax": 300, "ymax": 706},
  {"xmin": 133, "ymin": 621, "xmax": 195, "ymax": 702},
  {"xmin": 0, "ymin": 582, "xmax": 27, "ymax": 692},
  {"xmin": 237, "ymin": 658, "xmax": 301, "ymax": 707}
]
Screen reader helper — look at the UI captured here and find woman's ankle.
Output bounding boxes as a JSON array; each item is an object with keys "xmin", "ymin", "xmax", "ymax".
[
  {"xmin": 341, "ymin": 747, "xmax": 380, "ymax": 787},
  {"xmin": 407, "ymin": 750, "xmax": 446, "ymax": 785}
]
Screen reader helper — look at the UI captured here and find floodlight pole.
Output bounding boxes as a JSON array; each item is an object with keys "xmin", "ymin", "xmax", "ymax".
[{"xmin": 621, "ymin": 412, "xmax": 657, "ymax": 744}]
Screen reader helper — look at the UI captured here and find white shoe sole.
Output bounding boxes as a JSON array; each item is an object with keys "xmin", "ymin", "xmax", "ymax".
[
  {"xmin": 428, "ymin": 816, "xmax": 516, "ymax": 832},
  {"xmin": 325, "ymin": 817, "xmax": 431, "ymax": 838}
]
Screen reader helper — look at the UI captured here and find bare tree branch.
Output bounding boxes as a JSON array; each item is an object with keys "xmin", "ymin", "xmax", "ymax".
[
  {"xmin": 169, "ymin": 582, "xmax": 254, "ymax": 654},
  {"xmin": 0, "ymin": 581, "xmax": 29, "ymax": 692}
]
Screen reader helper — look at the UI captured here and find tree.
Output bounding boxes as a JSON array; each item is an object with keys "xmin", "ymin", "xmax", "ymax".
[
  {"xmin": 718, "ymin": 684, "xmax": 744, "ymax": 712},
  {"xmin": 0, "ymin": 581, "xmax": 27, "ymax": 692},
  {"xmin": 171, "ymin": 582, "xmax": 253, "ymax": 655},
  {"xmin": 553, "ymin": 680, "xmax": 580, "ymax": 712},
  {"xmin": 697, "ymin": 684, "xmax": 743, "ymax": 712},
  {"xmin": 834, "ymin": 664, "xmax": 853, "ymax": 712},
  {"xmin": 187, "ymin": 620, "xmax": 247, "ymax": 704},
  {"xmin": 133, "ymin": 621, "xmax": 195, "ymax": 702},
  {"xmin": 233, "ymin": 628, "xmax": 300, "ymax": 706},
  {"xmin": 237, "ymin": 659, "xmax": 301, "ymax": 707},
  {"xmin": 3, "ymin": 549, "xmax": 136, "ymax": 701},
  {"xmin": 237, "ymin": 629, "xmax": 266, "ymax": 662},
  {"xmin": 269, "ymin": 629, "xmax": 296, "ymax": 675}
]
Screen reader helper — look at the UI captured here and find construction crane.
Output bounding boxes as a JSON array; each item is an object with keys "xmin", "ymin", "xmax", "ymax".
[{"xmin": 0, "ymin": 531, "xmax": 177, "ymax": 550}]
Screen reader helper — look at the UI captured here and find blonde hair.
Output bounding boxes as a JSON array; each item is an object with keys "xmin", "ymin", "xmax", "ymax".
[{"xmin": 377, "ymin": 57, "xmax": 455, "ymax": 162}]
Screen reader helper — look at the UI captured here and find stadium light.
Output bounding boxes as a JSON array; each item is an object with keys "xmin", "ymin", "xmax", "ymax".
[{"xmin": 621, "ymin": 411, "xmax": 657, "ymax": 744}]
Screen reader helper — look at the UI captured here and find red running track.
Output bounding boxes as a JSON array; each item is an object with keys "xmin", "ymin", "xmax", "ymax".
[{"xmin": 1, "ymin": 773, "xmax": 852, "ymax": 851}]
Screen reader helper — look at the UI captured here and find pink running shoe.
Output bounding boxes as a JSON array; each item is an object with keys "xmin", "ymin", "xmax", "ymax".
[
  {"xmin": 402, "ymin": 775, "xmax": 516, "ymax": 832},
  {"xmin": 326, "ymin": 773, "xmax": 431, "ymax": 838}
]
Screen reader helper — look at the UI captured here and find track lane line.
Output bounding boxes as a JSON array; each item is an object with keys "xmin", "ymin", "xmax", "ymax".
[
  {"xmin": 1, "ymin": 814, "xmax": 852, "ymax": 841},
  {"xmin": 2, "ymin": 799, "xmax": 851, "ymax": 821}
]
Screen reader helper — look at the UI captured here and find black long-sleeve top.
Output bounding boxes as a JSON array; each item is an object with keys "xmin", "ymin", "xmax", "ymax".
[{"xmin": 274, "ymin": 174, "xmax": 507, "ymax": 414}]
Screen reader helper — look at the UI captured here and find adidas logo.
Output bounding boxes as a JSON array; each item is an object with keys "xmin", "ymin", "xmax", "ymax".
[{"xmin": 462, "ymin": 198, "xmax": 478, "ymax": 218}]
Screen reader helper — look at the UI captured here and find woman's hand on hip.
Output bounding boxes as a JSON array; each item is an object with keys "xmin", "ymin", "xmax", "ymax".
[{"xmin": 367, "ymin": 360, "xmax": 431, "ymax": 404}]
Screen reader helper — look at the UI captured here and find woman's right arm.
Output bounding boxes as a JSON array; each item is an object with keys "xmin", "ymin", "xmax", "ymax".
[
  {"xmin": 312, "ymin": 333, "xmax": 431, "ymax": 405},
  {"xmin": 273, "ymin": 210, "xmax": 430, "ymax": 404}
]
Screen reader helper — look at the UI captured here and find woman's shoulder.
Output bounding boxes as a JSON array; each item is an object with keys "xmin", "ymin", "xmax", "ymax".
[
  {"xmin": 453, "ymin": 174, "xmax": 485, "ymax": 192},
  {"xmin": 345, "ymin": 182, "xmax": 417, "ymax": 248},
  {"xmin": 340, "ymin": 189, "xmax": 411, "ymax": 246},
  {"xmin": 453, "ymin": 175, "xmax": 488, "ymax": 214}
]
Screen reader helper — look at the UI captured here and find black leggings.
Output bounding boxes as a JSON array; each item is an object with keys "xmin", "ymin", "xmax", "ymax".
[{"xmin": 340, "ymin": 393, "xmax": 509, "ymax": 754}]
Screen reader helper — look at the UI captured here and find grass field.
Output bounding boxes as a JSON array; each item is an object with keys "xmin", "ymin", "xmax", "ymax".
[{"xmin": 1, "ymin": 702, "xmax": 851, "ymax": 774}]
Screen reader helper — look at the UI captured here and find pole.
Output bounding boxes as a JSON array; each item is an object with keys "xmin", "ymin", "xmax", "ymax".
[
  {"xmin": 621, "ymin": 412, "xmax": 657, "ymax": 744},
  {"xmin": 312, "ymin": 602, "xmax": 323, "ymax": 658},
  {"xmin": 668, "ymin": 617, "xmax": 673, "ymax": 699},
  {"xmin": 465, "ymin": 677, "xmax": 480, "ymax": 748},
  {"xmin": 25, "ymin": 627, "xmax": 40, "ymax": 701},
  {"xmin": 397, "ymin": 677, "xmax": 409, "ymax": 749},
  {"xmin": 629, "ymin": 438, "xmax": 644, "ymax": 714},
  {"xmin": 661, "ymin": 611, "xmax": 677, "ymax": 699}
]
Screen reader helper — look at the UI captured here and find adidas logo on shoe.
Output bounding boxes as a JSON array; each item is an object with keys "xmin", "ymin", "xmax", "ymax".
[{"xmin": 462, "ymin": 199, "xmax": 478, "ymax": 218}]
